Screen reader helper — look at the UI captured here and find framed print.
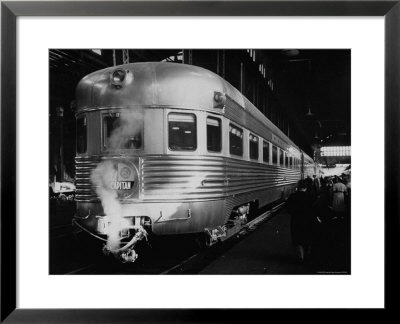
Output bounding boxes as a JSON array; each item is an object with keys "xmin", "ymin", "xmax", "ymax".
[{"xmin": 1, "ymin": 0, "xmax": 398, "ymax": 321}]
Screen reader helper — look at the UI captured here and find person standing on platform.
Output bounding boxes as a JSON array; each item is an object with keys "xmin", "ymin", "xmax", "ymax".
[
  {"xmin": 313, "ymin": 174, "xmax": 321, "ymax": 195},
  {"xmin": 343, "ymin": 175, "xmax": 351, "ymax": 230},
  {"xmin": 305, "ymin": 176, "xmax": 313, "ymax": 192},
  {"xmin": 311, "ymin": 182, "xmax": 333, "ymax": 256},
  {"xmin": 331, "ymin": 176, "xmax": 347, "ymax": 219},
  {"xmin": 344, "ymin": 175, "xmax": 351, "ymax": 204},
  {"xmin": 345, "ymin": 175, "xmax": 351, "ymax": 193},
  {"xmin": 286, "ymin": 180, "xmax": 315, "ymax": 263}
]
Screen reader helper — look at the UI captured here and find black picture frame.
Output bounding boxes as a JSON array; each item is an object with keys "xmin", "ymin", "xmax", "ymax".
[{"xmin": 1, "ymin": 0, "xmax": 398, "ymax": 322}]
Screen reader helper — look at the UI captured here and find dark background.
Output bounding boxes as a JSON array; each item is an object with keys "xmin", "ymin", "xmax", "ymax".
[{"xmin": 49, "ymin": 49, "xmax": 350, "ymax": 181}]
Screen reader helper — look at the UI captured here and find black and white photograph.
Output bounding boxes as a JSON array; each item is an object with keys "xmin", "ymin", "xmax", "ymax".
[
  {"xmin": 2, "ymin": 2, "xmax": 394, "ymax": 318},
  {"xmin": 49, "ymin": 49, "xmax": 351, "ymax": 275}
]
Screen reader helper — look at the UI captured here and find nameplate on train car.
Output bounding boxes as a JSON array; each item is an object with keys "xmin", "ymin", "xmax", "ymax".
[{"xmin": 111, "ymin": 181, "xmax": 133, "ymax": 190}]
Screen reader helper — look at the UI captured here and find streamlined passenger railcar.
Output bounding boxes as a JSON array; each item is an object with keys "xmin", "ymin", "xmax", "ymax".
[{"xmin": 73, "ymin": 62, "xmax": 318, "ymax": 262}]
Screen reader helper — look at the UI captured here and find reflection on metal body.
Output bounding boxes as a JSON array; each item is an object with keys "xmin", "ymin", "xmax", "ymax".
[
  {"xmin": 73, "ymin": 62, "xmax": 317, "ymax": 249},
  {"xmin": 75, "ymin": 154, "xmax": 300, "ymax": 234}
]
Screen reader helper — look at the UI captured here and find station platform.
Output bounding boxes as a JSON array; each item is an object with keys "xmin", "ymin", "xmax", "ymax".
[{"xmin": 199, "ymin": 208, "xmax": 350, "ymax": 275}]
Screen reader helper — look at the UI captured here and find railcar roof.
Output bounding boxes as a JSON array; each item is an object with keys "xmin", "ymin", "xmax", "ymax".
[{"xmin": 76, "ymin": 62, "xmax": 310, "ymax": 159}]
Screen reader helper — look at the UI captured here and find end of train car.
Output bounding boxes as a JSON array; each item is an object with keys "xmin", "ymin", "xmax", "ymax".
[{"xmin": 72, "ymin": 62, "xmax": 319, "ymax": 262}]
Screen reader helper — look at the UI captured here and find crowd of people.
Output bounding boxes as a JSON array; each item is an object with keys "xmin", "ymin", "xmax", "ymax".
[{"xmin": 286, "ymin": 174, "xmax": 351, "ymax": 266}]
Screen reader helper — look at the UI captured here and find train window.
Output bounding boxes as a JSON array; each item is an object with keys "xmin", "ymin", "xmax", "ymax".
[
  {"xmin": 279, "ymin": 149, "xmax": 284, "ymax": 166},
  {"xmin": 272, "ymin": 145, "xmax": 278, "ymax": 164},
  {"xmin": 229, "ymin": 124, "xmax": 243, "ymax": 156},
  {"xmin": 207, "ymin": 117, "xmax": 222, "ymax": 152},
  {"xmin": 76, "ymin": 116, "xmax": 87, "ymax": 154},
  {"xmin": 249, "ymin": 133, "xmax": 259, "ymax": 160},
  {"xmin": 168, "ymin": 113, "xmax": 197, "ymax": 151},
  {"xmin": 103, "ymin": 113, "xmax": 143, "ymax": 149},
  {"xmin": 263, "ymin": 141, "xmax": 270, "ymax": 163},
  {"xmin": 285, "ymin": 154, "xmax": 289, "ymax": 168}
]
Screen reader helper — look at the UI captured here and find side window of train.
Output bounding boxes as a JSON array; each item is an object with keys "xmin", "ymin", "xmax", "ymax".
[
  {"xmin": 103, "ymin": 112, "xmax": 143, "ymax": 149},
  {"xmin": 272, "ymin": 145, "xmax": 278, "ymax": 165},
  {"xmin": 285, "ymin": 153, "xmax": 289, "ymax": 168},
  {"xmin": 168, "ymin": 113, "xmax": 197, "ymax": 151},
  {"xmin": 249, "ymin": 133, "xmax": 259, "ymax": 160},
  {"xmin": 263, "ymin": 141, "xmax": 270, "ymax": 163},
  {"xmin": 229, "ymin": 124, "xmax": 243, "ymax": 156},
  {"xmin": 279, "ymin": 149, "xmax": 284, "ymax": 166},
  {"xmin": 76, "ymin": 116, "xmax": 87, "ymax": 154},
  {"xmin": 206, "ymin": 116, "xmax": 222, "ymax": 152}
]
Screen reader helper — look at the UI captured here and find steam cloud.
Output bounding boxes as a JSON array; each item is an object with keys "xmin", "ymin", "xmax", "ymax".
[
  {"xmin": 91, "ymin": 160, "xmax": 123, "ymax": 250},
  {"xmin": 90, "ymin": 110, "xmax": 143, "ymax": 251}
]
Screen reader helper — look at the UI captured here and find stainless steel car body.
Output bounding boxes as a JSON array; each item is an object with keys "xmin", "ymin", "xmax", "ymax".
[{"xmin": 74, "ymin": 62, "xmax": 316, "ymax": 235}]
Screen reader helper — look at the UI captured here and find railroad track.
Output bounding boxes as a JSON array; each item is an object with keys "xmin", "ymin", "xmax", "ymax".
[{"xmin": 54, "ymin": 202, "xmax": 285, "ymax": 275}]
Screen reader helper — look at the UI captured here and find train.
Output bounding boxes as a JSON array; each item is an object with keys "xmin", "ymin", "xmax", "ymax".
[{"xmin": 72, "ymin": 62, "xmax": 319, "ymax": 262}]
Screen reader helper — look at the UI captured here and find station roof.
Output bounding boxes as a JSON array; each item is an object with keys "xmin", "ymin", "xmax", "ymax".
[{"xmin": 51, "ymin": 49, "xmax": 351, "ymax": 156}]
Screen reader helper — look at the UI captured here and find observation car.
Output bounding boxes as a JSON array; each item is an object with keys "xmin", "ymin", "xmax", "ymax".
[{"xmin": 73, "ymin": 62, "xmax": 319, "ymax": 262}]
